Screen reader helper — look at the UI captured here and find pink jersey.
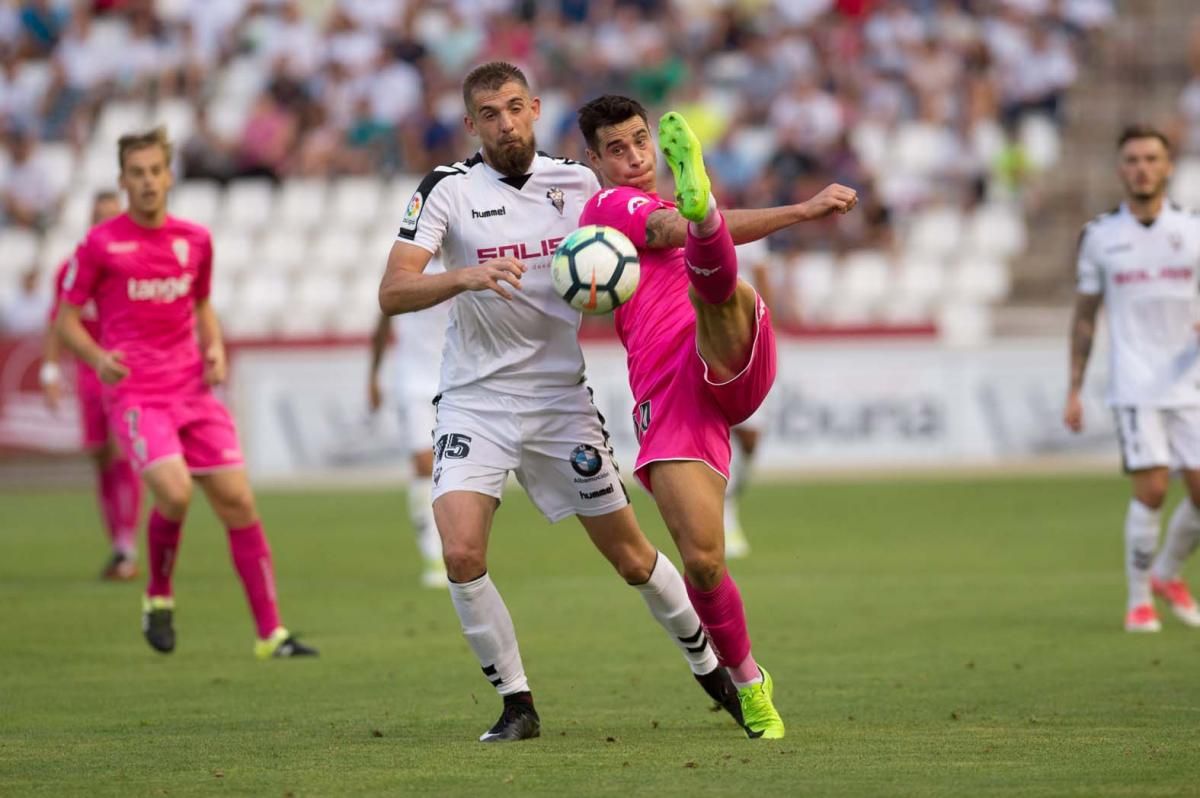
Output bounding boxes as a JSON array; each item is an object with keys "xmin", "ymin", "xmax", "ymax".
[
  {"xmin": 62, "ymin": 213, "xmax": 213, "ymax": 400},
  {"xmin": 49, "ymin": 253, "xmax": 100, "ymax": 340},
  {"xmin": 578, "ymin": 186, "xmax": 694, "ymax": 398}
]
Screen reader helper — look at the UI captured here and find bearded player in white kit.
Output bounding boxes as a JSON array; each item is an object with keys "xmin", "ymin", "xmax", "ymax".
[
  {"xmin": 1065, "ymin": 125, "xmax": 1200, "ymax": 632},
  {"xmin": 378, "ymin": 62, "xmax": 743, "ymax": 742}
]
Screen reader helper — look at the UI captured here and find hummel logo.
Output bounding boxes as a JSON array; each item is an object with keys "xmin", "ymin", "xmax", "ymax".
[
  {"xmin": 686, "ymin": 259, "xmax": 720, "ymax": 277},
  {"xmin": 471, "ymin": 207, "xmax": 506, "ymax": 219}
]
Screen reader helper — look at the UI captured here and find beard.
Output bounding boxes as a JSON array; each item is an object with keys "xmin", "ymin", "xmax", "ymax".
[{"xmin": 485, "ymin": 134, "xmax": 537, "ymax": 177}]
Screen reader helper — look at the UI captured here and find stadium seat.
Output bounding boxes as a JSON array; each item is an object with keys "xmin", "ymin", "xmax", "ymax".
[
  {"xmin": 837, "ymin": 249, "xmax": 891, "ymax": 312},
  {"xmin": 151, "ymin": 97, "xmax": 197, "ymax": 143},
  {"xmin": 172, "ymin": 181, "xmax": 222, "ymax": 229},
  {"xmin": 1170, "ymin": 157, "xmax": 1200, "ymax": 209},
  {"xmin": 312, "ymin": 228, "xmax": 366, "ymax": 273},
  {"xmin": 217, "ymin": 56, "xmax": 267, "ymax": 106},
  {"xmin": 938, "ymin": 300, "xmax": 991, "ymax": 346},
  {"xmin": 231, "ymin": 273, "xmax": 290, "ymax": 336},
  {"xmin": 948, "ymin": 258, "xmax": 1011, "ymax": 303},
  {"xmin": 221, "ymin": 179, "xmax": 276, "ymax": 232},
  {"xmin": 850, "ymin": 120, "xmax": 889, "ymax": 174},
  {"xmin": 38, "ymin": 231, "xmax": 81, "ymax": 274},
  {"xmin": 39, "ymin": 143, "xmax": 76, "ymax": 200},
  {"xmin": 254, "ymin": 229, "xmax": 310, "ymax": 276},
  {"xmin": 208, "ymin": 271, "xmax": 238, "ymax": 317},
  {"xmin": 277, "ymin": 179, "xmax": 329, "ymax": 229},
  {"xmin": 1020, "ymin": 114, "xmax": 1061, "ymax": 171},
  {"xmin": 789, "ymin": 252, "xmax": 836, "ymax": 323},
  {"xmin": 211, "ymin": 229, "xmax": 255, "ymax": 279},
  {"xmin": 95, "ymin": 101, "xmax": 150, "ymax": 146},
  {"xmin": 893, "ymin": 255, "xmax": 947, "ymax": 307},
  {"xmin": 969, "ymin": 119, "xmax": 1005, "ymax": 167},
  {"xmin": 81, "ymin": 147, "xmax": 120, "ymax": 190},
  {"xmin": 331, "ymin": 273, "xmax": 382, "ymax": 336},
  {"xmin": 56, "ymin": 193, "xmax": 93, "ymax": 236},
  {"xmin": 207, "ymin": 95, "xmax": 251, "ymax": 142},
  {"xmin": 330, "ymin": 177, "xmax": 385, "ymax": 231},
  {"xmin": 891, "ymin": 121, "xmax": 951, "ymax": 177},
  {"xmin": 964, "ymin": 203, "xmax": 1027, "ymax": 258},
  {"xmin": 0, "ymin": 230, "xmax": 41, "ymax": 276},
  {"xmin": 906, "ymin": 205, "xmax": 963, "ymax": 259},
  {"xmin": 280, "ymin": 273, "xmax": 344, "ymax": 337}
]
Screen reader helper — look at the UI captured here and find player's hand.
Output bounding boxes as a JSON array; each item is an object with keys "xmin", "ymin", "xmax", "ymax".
[
  {"xmin": 800, "ymin": 183, "xmax": 858, "ymax": 220},
  {"xmin": 1063, "ymin": 389, "xmax": 1084, "ymax": 433},
  {"xmin": 96, "ymin": 351, "xmax": 129, "ymax": 385},
  {"xmin": 40, "ymin": 362, "xmax": 62, "ymax": 412},
  {"xmin": 203, "ymin": 343, "xmax": 227, "ymax": 386},
  {"xmin": 460, "ymin": 258, "xmax": 526, "ymax": 300},
  {"xmin": 368, "ymin": 377, "xmax": 383, "ymax": 412}
]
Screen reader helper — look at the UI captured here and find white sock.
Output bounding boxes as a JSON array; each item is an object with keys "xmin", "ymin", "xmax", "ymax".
[
  {"xmin": 689, "ymin": 194, "xmax": 721, "ymax": 238},
  {"xmin": 634, "ymin": 552, "xmax": 719, "ymax": 675},
  {"xmin": 448, "ymin": 573, "xmax": 529, "ymax": 695},
  {"xmin": 408, "ymin": 477, "xmax": 443, "ymax": 563},
  {"xmin": 1125, "ymin": 499, "xmax": 1161, "ymax": 609},
  {"xmin": 1153, "ymin": 500, "xmax": 1200, "ymax": 582}
]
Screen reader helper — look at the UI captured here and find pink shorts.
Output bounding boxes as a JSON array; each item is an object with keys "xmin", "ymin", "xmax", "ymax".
[
  {"xmin": 632, "ymin": 295, "xmax": 776, "ymax": 492},
  {"xmin": 109, "ymin": 392, "xmax": 245, "ymax": 474},
  {"xmin": 76, "ymin": 363, "xmax": 108, "ymax": 450}
]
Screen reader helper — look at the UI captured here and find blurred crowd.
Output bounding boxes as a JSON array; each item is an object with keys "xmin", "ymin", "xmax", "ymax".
[{"xmin": 0, "ymin": 0, "xmax": 1115, "ymax": 335}]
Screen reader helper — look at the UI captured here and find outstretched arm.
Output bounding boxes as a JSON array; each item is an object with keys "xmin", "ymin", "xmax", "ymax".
[
  {"xmin": 1064, "ymin": 292, "xmax": 1103, "ymax": 432},
  {"xmin": 643, "ymin": 183, "xmax": 859, "ymax": 249}
]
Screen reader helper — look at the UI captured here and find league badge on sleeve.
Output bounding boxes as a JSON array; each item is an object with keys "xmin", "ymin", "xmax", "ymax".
[{"xmin": 400, "ymin": 192, "xmax": 424, "ymax": 232}]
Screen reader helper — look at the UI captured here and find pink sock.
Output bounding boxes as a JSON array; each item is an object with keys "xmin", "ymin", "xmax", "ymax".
[
  {"xmin": 99, "ymin": 458, "xmax": 142, "ymax": 556},
  {"xmin": 146, "ymin": 509, "xmax": 183, "ymax": 598},
  {"xmin": 684, "ymin": 212, "xmax": 738, "ymax": 305},
  {"xmin": 228, "ymin": 521, "xmax": 282, "ymax": 639},
  {"xmin": 685, "ymin": 571, "xmax": 760, "ymax": 683}
]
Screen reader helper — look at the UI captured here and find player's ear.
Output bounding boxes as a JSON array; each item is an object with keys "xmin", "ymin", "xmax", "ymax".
[
  {"xmin": 585, "ymin": 148, "xmax": 600, "ymax": 171},
  {"xmin": 529, "ymin": 96, "xmax": 541, "ymax": 121},
  {"xmin": 463, "ymin": 113, "xmax": 478, "ymax": 138}
]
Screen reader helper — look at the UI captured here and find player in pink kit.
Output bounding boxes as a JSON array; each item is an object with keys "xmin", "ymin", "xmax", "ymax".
[
  {"xmin": 578, "ymin": 97, "xmax": 857, "ymax": 739},
  {"xmin": 43, "ymin": 190, "xmax": 143, "ymax": 581},
  {"xmin": 55, "ymin": 128, "xmax": 316, "ymax": 659}
]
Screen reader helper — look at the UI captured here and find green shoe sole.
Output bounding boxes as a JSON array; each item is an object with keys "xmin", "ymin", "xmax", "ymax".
[{"xmin": 658, "ymin": 111, "xmax": 711, "ymax": 223}]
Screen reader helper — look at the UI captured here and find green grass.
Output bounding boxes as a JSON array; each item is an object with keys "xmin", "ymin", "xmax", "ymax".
[{"xmin": 3, "ymin": 475, "xmax": 1200, "ymax": 796}]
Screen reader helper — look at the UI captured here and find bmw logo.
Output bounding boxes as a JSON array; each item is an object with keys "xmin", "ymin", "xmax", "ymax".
[{"xmin": 570, "ymin": 444, "xmax": 603, "ymax": 477}]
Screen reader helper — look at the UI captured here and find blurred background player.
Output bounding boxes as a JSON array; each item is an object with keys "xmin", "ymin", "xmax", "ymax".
[
  {"xmin": 578, "ymin": 96, "xmax": 857, "ymax": 739},
  {"xmin": 1065, "ymin": 124, "xmax": 1200, "ymax": 633},
  {"xmin": 55, "ymin": 127, "xmax": 316, "ymax": 659},
  {"xmin": 42, "ymin": 189, "xmax": 142, "ymax": 580},
  {"xmin": 725, "ymin": 238, "xmax": 775, "ymax": 559},
  {"xmin": 380, "ymin": 63, "xmax": 742, "ymax": 743},
  {"xmin": 368, "ymin": 254, "xmax": 451, "ymax": 589}
]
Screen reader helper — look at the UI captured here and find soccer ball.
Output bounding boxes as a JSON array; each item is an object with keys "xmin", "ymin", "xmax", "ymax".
[{"xmin": 551, "ymin": 225, "xmax": 640, "ymax": 315}]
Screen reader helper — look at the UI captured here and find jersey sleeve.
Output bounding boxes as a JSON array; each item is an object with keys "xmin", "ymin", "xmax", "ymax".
[
  {"xmin": 194, "ymin": 232, "xmax": 213, "ymax": 301},
  {"xmin": 62, "ymin": 234, "xmax": 101, "ymax": 308},
  {"xmin": 1075, "ymin": 224, "xmax": 1103, "ymax": 295},
  {"xmin": 397, "ymin": 168, "xmax": 454, "ymax": 255},
  {"xmin": 578, "ymin": 185, "xmax": 670, "ymax": 249}
]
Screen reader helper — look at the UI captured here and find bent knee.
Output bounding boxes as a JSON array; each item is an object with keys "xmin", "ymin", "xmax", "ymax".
[
  {"xmin": 442, "ymin": 544, "xmax": 487, "ymax": 583},
  {"xmin": 682, "ymin": 552, "xmax": 726, "ymax": 591}
]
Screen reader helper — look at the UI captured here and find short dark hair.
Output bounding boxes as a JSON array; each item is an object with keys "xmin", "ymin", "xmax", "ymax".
[
  {"xmin": 93, "ymin": 189, "xmax": 118, "ymax": 205},
  {"xmin": 1118, "ymin": 124, "xmax": 1172, "ymax": 154},
  {"xmin": 462, "ymin": 61, "xmax": 530, "ymax": 114},
  {"xmin": 118, "ymin": 126, "xmax": 172, "ymax": 171},
  {"xmin": 577, "ymin": 95, "xmax": 649, "ymax": 151}
]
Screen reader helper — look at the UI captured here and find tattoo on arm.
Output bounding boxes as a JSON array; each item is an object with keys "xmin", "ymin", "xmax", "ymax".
[
  {"xmin": 644, "ymin": 209, "xmax": 687, "ymax": 249},
  {"xmin": 1069, "ymin": 294, "xmax": 1102, "ymax": 391}
]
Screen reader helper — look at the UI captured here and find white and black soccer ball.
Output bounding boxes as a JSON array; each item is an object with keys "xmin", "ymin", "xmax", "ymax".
[{"xmin": 551, "ymin": 225, "xmax": 640, "ymax": 315}]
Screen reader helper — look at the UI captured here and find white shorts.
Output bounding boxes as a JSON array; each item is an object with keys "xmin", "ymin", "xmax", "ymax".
[
  {"xmin": 430, "ymin": 383, "xmax": 629, "ymax": 522},
  {"xmin": 1113, "ymin": 406, "xmax": 1200, "ymax": 472}
]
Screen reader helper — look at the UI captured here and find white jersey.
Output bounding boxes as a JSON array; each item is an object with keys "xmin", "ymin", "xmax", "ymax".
[
  {"xmin": 1077, "ymin": 202, "xmax": 1200, "ymax": 407},
  {"xmin": 398, "ymin": 151, "xmax": 601, "ymax": 396}
]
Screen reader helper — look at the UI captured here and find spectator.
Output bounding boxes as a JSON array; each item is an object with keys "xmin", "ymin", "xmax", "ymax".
[{"xmin": 1, "ymin": 267, "xmax": 50, "ymax": 336}]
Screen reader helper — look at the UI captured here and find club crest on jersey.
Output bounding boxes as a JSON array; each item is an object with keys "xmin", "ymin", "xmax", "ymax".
[
  {"xmin": 547, "ymin": 186, "xmax": 565, "ymax": 215},
  {"xmin": 172, "ymin": 238, "xmax": 190, "ymax": 268},
  {"xmin": 400, "ymin": 192, "xmax": 423, "ymax": 231},
  {"xmin": 569, "ymin": 444, "xmax": 603, "ymax": 477}
]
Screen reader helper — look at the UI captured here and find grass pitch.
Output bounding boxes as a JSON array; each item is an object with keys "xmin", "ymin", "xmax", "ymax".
[{"xmin": 2, "ymin": 475, "xmax": 1200, "ymax": 796}]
